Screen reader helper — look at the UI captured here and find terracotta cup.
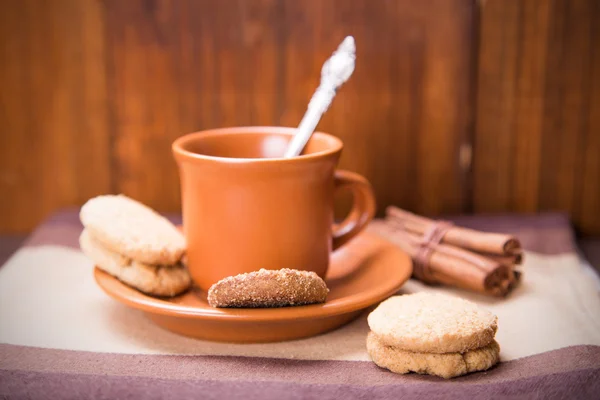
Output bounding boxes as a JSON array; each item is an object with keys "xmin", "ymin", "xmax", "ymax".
[{"xmin": 172, "ymin": 126, "xmax": 376, "ymax": 291}]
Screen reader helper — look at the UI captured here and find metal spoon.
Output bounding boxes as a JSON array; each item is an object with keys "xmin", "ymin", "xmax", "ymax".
[{"xmin": 283, "ymin": 36, "xmax": 356, "ymax": 158}]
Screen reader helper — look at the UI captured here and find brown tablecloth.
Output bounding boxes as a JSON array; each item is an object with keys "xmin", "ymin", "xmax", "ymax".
[{"xmin": 1, "ymin": 210, "xmax": 599, "ymax": 399}]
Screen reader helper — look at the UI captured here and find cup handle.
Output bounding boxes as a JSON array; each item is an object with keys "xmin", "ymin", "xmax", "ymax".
[{"xmin": 332, "ymin": 170, "xmax": 377, "ymax": 250}]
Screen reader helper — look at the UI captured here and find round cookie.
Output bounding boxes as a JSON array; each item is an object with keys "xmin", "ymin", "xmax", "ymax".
[
  {"xmin": 80, "ymin": 229, "xmax": 191, "ymax": 297},
  {"xmin": 367, "ymin": 292, "xmax": 497, "ymax": 353},
  {"xmin": 366, "ymin": 332, "xmax": 500, "ymax": 379},
  {"xmin": 80, "ymin": 194, "xmax": 186, "ymax": 265},
  {"xmin": 207, "ymin": 268, "xmax": 329, "ymax": 308}
]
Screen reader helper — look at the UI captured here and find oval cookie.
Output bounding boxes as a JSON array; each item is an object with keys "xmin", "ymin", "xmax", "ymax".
[
  {"xmin": 367, "ymin": 292, "xmax": 497, "ymax": 353},
  {"xmin": 79, "ymin": 229, "xmax": 191, "ymax": 297},
  {"xmin": 207, "ymin": 268, "xmax": 329, "ymax": 308},
  {"xmin": 80, "ymin": 194, "xmax": 186, "ymax": 265},
  {"xmin": 367, "ymin": 332, "xmax": 500, "ymax": 379}
]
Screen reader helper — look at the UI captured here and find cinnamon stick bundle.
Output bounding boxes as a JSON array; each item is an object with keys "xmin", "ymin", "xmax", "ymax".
[
  {"xmin": 369, "ymin": 206, "xmax": 524, "ymax": 297},
  {"xmin": 386, "ymin": 207, "xmax": 521, "ymax": 255}
]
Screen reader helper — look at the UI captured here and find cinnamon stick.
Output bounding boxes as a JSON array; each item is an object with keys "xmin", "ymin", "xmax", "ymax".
[
  {"xmin": 485, "ymin": 253, "xmax": 523, "ymax": 266},
  {"xmin": 368, "ymin": 221, "xmax": 514, "ymax": 297},
  {"xmin": 386, "ymin": 206, "xmax": 522, "ymax": 256}
]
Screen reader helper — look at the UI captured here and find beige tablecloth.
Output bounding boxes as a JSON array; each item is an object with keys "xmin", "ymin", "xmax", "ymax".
[{"xmin": 1, "ymin": 211, "xmax": 599, "ymax": 399}]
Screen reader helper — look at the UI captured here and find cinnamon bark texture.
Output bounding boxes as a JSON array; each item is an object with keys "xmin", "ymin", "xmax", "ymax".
[{"xmin": 368, "ymin": 207, "xmax": 523, "ymax": 297}]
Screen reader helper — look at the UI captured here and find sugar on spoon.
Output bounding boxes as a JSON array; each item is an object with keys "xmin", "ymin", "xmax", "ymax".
[{"xmin": 283, "ymin": 36, "xmax": 356, "ymax": 158}]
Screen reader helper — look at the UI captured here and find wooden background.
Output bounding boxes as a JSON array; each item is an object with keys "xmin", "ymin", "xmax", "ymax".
[{"xmin": 0, "ymin": 0, "xmax": 598, "ymax": 235}]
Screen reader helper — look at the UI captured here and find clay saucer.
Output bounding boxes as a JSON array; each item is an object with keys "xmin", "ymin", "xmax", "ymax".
[{"xmin": 94, "ymin": 231, "xmax": 412, "ymax": 343}]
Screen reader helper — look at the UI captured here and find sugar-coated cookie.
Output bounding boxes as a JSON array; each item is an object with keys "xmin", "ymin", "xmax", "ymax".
[
  {"xmin": 367, "ymin": 292, "xmax": 497, "ymax": 353},
  {"xmin": 367, "ymin": 332, "xmax": 500, "ymax": 379},
  {"xmin": 80, "ymin": 229, "xmax": 191, "ymax": 297},
  {"xmin": 80, "ymin": 194, "xmax": 186, "ymax": 266},
  {"xmin": 207, "ymin": 268, "xmax": 329, "ymax": 308}
]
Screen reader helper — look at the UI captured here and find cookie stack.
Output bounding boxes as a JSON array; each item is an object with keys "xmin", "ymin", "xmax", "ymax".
[
  {"xmin": 366, "ymin": 292, "xmax": 500, "ymax": 379},
  {"xmin": 79, "ymin": 194, "xmax": 191, "ymax": 297}
]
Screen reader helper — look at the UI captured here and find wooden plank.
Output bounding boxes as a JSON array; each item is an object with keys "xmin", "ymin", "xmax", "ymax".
[
  {"xmin": 577, "ymin": 0, "xmax": 600, "ymax": 235},
  {"xmin": 0, "ymin": 0, "xmax": 109, "ymax": 233},
  {"xmin": 474, "ymin": 0, "xmax": 600, "ymax": 234},
  {"xmin": 474, "ymin": 0, "xmax": 542, "ymax": 212},
  {"xmin": 510, "ymin": 0, "xmax": 551, "ymax": 213},
  {"xmin": 104, "ymin": 0, "xmax": 184, "ymax": 213},
  {"xmin": 538, "ymin": 0, "xmax": 592, "ymax": 215}
]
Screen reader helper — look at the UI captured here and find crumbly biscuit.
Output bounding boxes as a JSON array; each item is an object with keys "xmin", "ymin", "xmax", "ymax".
[
  {"xmin": 366, "ymin": 332, "xmax": 500, "ymax": 379},
  {"xmin": 80, "ymin": 194, "xmax": 186, "ymax": 266},
  {"xmin": 207, "ymin": 268, "xmax": 329, "ymax": 308},
  {"xmin": 80, "ymin": 229, "xmax": 191, "ymax": 297},
  {"xmin": 367, "ymin": 292, "xmax": 497, "ymax": 353}
]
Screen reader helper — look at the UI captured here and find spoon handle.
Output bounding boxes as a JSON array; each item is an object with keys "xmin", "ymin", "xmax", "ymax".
[
  {"xmin": 284, "ymin": 36, "xmax": 356, "ymax": 158},
  {"xmin": 284, "ymin": 83, "xmax": 336, "ymax": 158}
]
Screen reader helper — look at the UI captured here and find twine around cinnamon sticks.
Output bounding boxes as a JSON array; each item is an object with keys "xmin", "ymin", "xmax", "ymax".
[{"xmin": 369, "ymin": 206, "xmax": 523, "ymax": 297}]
